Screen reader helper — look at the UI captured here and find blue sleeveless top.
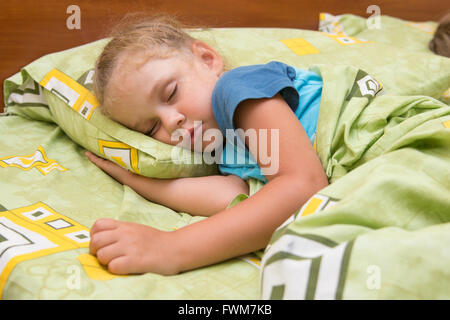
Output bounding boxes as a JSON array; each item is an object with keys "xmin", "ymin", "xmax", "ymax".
[{"xmin": 211, "ymin": 61, "xmax": 323, "ymax": 183}]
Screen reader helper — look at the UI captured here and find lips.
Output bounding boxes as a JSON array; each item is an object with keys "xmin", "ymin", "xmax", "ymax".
[
  {"xmin": 188, "ymin": 127, "xmax": 194, "ymax": 138},
  {"xmin": 190, "ymin": 124, "xmax": 203, "ymax": 139},
  {"xmin": 187, "ymin": 127, "xmax": 196, "ymax": 147}
]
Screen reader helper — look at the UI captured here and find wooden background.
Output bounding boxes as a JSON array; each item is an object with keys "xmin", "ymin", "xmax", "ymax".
[{"xmin": 0, "ymin": 0, "xmax": 448, "ymax": 112}]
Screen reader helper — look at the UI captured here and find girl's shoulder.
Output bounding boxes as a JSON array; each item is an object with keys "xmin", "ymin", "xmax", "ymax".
[
  {"xmin": 211, "ymin": 61, "xmax": 300, "ymax": 133},
  {"xmin": 218, "ymin": 61, "xmax": 297, "ymax": 85},
  {"xmin": 212, "ymin": 61, "xmax": 297, "ymax": 103}
]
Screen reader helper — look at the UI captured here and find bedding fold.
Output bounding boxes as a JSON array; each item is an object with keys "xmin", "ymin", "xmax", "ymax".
[
  {"xmin": 1, "ymin": 14, "xmax": 449, "ymax": 299},
  {"xmin": 258, "ymin": 63, "xmax": 450, "ymax": 300}
]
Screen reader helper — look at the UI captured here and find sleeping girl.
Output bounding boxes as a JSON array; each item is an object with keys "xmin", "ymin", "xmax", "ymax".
[{"xmin": 85, "ymin": 14, "xmax": 329, "ymax": 275}]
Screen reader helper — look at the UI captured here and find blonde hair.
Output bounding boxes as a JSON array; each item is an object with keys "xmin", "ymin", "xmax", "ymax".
[{"xmin": 93, "ymin": 13, "xmax": 197, "ymax": 111}]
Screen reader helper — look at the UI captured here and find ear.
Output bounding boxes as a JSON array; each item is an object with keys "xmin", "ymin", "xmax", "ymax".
[{"xmin": 191, "ymin": 40, "xmax": 224, "ymax": 76}]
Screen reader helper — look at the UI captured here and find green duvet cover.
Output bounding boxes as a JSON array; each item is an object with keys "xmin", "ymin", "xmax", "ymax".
[{"xmin": 1, "ymin": 14, "xmax": 449, "ymax": 299}]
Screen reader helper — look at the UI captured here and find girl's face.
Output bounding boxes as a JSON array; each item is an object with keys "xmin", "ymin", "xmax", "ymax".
[{"xmin": 104, "ymin": 41, "xmax": 224, "ymax": 152}]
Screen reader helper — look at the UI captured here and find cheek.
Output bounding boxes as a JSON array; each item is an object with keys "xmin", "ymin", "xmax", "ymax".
[
  {"xmin": 195, "ymin": 98, "xmax": 215, "ymax": 124},
  {"xmin": 154, "ymin": 130, "xmax": 186, "ymax": 147},
  {"xmin": 183, "ymin": 83, "xmax": 214, "ymax": 118}
]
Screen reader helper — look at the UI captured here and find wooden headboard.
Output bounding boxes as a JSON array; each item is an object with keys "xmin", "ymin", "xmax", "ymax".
[{"xmin": 1, "ymin": 0, "xmax": 447, "ymax": 112}]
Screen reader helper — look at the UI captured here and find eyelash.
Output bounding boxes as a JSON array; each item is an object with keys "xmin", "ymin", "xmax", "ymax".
[
  {"xmin": 147, "ymin": 84, "xmax": 177, "ymax": 137},
  {"xmin": 168, "ymin": 84, "xmax": 177, "ymax": 102},
  {"xmin": 147, "ymin": 121, "xmax": 159, "ymax": 137}
]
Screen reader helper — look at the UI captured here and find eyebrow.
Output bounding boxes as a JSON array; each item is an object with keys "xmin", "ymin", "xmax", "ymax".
[{"xmin": 148, "ymin": 76, "xmax": 172, "ymax": 103}]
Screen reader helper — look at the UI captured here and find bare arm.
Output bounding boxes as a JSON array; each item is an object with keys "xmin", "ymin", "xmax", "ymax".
[
  {"xmin": 172, "ymin": 94, "xmax": 329, "ymax": 272},
  {"xmin": 85, "ymin": 151, "xmax": 249, "ymax": 216},
  {"xmin": 88, "ymin": 94, "xmax": 328, "ymax": 275},
  {"xmin": 123, "ymin": 171, "xmax": 249, "ymax": 216}
]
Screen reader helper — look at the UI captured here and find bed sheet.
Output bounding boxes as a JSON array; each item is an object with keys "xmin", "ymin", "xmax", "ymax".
[{"xmin": 1, "ymin": 13, "xmax": 449, "ymax": 299}]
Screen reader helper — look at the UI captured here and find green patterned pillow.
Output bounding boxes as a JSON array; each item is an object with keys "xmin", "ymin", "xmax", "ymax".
[{"xmin": 3, "ymin": 39, "xmax": 219, "ymax": 178}]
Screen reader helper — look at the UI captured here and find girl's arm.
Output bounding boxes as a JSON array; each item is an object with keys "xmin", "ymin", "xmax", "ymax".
[
  {"xmin": 89, "ymin": 94, "xmax": 329, "ymax": 275},
  {"xmin": 172, "ymin": 94, "xmax": 329, "ymax": 272},
  {"xmin": 85, "ymin": 151, "xmax": 249, "ymax": 216}
]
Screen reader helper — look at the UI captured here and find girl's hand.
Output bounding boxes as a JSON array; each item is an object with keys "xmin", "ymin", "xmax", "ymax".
[
  {"xmin": 89, "ymin": 218, "xmax": 181, "ymax": 275},
  {"xmin": 85, "ymin": 151, "xmax": 133, "ymax": 185}
]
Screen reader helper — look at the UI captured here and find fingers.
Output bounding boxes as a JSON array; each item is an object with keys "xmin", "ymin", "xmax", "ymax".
[
  {"xmin": 85, "ymin": 150, "xmax": 97, "ymax": 161},
  {"xmin": 107, "ymin": 256, "xmax": 132, "ymax": 275},
  {"xmin": 90, "ymin": 218, "xmax": 117, "ymax": 236},
  {"xmin": 85, "ymin": 150, "xmax": 130, "ymax": 183},
  {"xmin": 89, "ymin": 219, "xmax": 126, "ymax": 269},
  {"xmin": 90, "ymin": 218, "xmax": 118, "ymax": 254},
  {"xmin": 85, "ymin": 151, "xmax": 110, "ymax": 168},
  {"xmin": 95, "ymin": 242, "xmax": 126, "ymax": 268},
  {"xmin": 90, "ymin": 227, "xmax": 134, "ymax": 275},
  {"xmin": 90, "ymin": 229, "xmax": 118, "ymax": 256}
]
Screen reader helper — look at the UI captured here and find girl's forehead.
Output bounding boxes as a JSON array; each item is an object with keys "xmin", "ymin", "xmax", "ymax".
[
  {"xmin": 103, "ymin": 60, "xmax": 141, "ymax": 112},
  {"xmin": 105, "ymin": 47, "xmax": 197, "ymax": 106},
  {"xmin": 115, "ymin": 49, "xmax": 151, "ymax": 77},
  {"xmin": 113, "ymin": 49, "xmax": 189, "ymax": 81},
  {"xmin": 106, "ymin": 50, "xmax": 153, "ymax": 101}
]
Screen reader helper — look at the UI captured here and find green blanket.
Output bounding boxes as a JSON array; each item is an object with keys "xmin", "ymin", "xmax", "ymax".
[
  {"xmin": 259, "ymin": 64, "xmax": 450, "ymax": 299},
  {"xmin": 1, "ymin": 13, "xmax": 449, "ymax": 299}
]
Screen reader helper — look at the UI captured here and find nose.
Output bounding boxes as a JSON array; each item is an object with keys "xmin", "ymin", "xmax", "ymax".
[{"xmin": 160, "ymin": 108, "xmax": 186, "ymax": 134}]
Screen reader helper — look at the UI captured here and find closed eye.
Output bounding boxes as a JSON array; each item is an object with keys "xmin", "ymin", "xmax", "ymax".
[
  {"xmin": 168, "ymin": 84, "xmax": 177, "ymax": 102},
  {"xmin": 146, "ymin": 120, "xmax": 160, "ymax": 137}
]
